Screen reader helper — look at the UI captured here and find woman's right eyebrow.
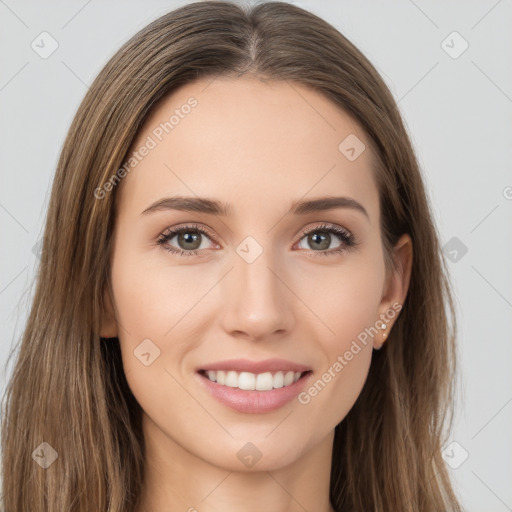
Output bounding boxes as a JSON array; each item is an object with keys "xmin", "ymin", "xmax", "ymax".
[
  {"xmin": 140, "ymin": 196, "xmax": 232, "ymax": 217},
  {"xmin": 140, "ymin": 195, "xmax": 369, "ymax": 223}
]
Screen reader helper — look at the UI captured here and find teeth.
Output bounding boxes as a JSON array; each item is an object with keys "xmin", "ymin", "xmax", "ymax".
[
  {"xmin": 238, "ymin": 372, "xmax": 256, "ymax": 390},
  {"xmin": 284, "ymin": 371, "xmax": 294, "ymax": 386},
  {"xmin": 225, "ymin": 370, "xmax": 238, "ymax": 387},
  {"xmin": 256, "ymin": 372, "xmax": 273, "ymax": 390},
  {"xmin": 203, "ymin": 370, "xmax": 304, "ymax": 391},
  {"xmin": 273, "ymin": 371, "xmax": 284, "ymax": 388}
]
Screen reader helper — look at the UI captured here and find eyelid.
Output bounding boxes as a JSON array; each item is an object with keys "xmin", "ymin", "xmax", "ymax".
[
  {"xmin": 159, "ymin": 223, "xmax": 217, "ymax": 241},
  {"xmin": 296, "ymin": 222, "xmax": 353, "ymax": 241}
]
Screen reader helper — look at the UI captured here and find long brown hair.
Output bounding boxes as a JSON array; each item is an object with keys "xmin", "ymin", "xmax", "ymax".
[{"xmin": 1, "ymin": 1, "xmax": 462, "ymax": 510}]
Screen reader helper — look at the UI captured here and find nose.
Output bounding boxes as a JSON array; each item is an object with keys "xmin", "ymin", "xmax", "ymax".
[{"xmin": 219, "ymin": 249, "xmax": 295, "ymax": 341}]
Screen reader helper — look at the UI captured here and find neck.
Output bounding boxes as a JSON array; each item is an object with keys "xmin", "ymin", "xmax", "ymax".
[{"xmin": 136, "ymin": 413, "xmax": 336, "ymax": 512}]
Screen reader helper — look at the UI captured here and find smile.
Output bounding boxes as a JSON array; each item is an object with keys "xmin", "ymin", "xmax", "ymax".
[
  {"xmin": 195, "ymin": 358, "xmax": 313, "ymax": 414},
  {"xmin": 199, "ymin": 369, "xmax": 304, "ymax": 391}
]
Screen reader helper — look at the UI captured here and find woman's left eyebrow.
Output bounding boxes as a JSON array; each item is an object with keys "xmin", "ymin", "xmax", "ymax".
[
  {"xmin": 290, "ymin": 196, "xmax": 369, "ymax": 222},
  {"xmin": 140, "ymin": 195, "xmax": 369, "ymax": 222}
]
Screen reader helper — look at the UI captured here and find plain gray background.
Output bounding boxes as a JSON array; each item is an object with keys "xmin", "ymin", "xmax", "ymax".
[{"xmin": 1, "ymin": 1, "xmax": 511, "ymax": 510}]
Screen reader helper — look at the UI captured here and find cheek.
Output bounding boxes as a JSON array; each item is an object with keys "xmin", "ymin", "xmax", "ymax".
[
  {"xmin": 110, "ymin": 249, "xmax": 210, "ymax": 427},
  {"xmin": 110, "ymin": 239, "xmax": 219, "ymax": 380},
  {"xmin": 295, "ymin": 272, "xmax": 378, "ymax": 430},
  {"xmin": 291, "ymin": 251, "xmax": 384, "ymax": 421},
  {"xmin": 293, "ymin": 249, "xmax": 385, "ymax": 349},
  {"xmin": 111, "ymin": 242, "xmax": 217, "ymax": 336}
]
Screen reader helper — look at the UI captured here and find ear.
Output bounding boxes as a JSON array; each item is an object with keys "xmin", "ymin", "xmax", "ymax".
[
  {"xmin": 99, "ymin": 284, "xmax": 119, "ymax": 338},
  {"xmin": 374, "ymin": 233, "xmax": 413, "ymax": 349}
]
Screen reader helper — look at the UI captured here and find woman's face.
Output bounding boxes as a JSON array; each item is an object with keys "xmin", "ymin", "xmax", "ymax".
[{"xmin": 103, "ymin": 76, "xmax": 410, "ymax": 471}]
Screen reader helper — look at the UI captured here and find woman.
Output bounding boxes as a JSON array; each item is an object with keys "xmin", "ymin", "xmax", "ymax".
[{"xmin": 1, "ymin": 1, "xmax": 462, "ymax": 511}]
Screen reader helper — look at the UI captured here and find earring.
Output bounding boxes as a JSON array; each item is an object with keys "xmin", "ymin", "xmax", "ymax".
[{"xmin": 375, "ymin": 322, "xmax": 387, "ymax": 350}]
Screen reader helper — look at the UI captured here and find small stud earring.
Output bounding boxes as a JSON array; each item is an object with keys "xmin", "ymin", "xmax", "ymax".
[{"xmin": 375, "ymin": 321, "xmax": 388, "ymax": 350}]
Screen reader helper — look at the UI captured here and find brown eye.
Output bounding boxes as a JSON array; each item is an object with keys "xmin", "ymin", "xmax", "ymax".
[
  {"xmin": 304, "ymin": 231, "xmax": 336, "ymax": 251},
  {"xmin": 156, "ymin": 224, "xmax": 216, "ymax": 255},
  {"xmin": 175, "ymin": 231, "xmax": 203, "ymax": 250},
  {"xmin": 296, "ymin": 223, "xmax": 356, "ymax": 255}
]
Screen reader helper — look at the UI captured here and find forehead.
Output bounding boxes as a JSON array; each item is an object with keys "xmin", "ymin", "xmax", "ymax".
[{"xmin": 118, "ymin": 76, "xmax": 379, "ymax": 221}]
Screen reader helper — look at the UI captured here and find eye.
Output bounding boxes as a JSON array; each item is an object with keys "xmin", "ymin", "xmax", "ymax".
[
  {"xmin": 295, "ymin": 223, "xmax": 356, "ymax": 255},
  {"xmin": 156, "ymin": 224, "xmax": 217, "ymax": 256},
  {"xmin": 155, "ymin": 222, "xmax": 357, "ymax": 257}
]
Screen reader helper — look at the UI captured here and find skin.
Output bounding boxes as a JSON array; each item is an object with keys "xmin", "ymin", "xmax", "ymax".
[{"xmin": 101, "ymin": 76, "xmax": 412, "ymax": 512}]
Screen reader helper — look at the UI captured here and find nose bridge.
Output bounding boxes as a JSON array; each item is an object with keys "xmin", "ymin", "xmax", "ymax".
[{"xmin": 220, "ymin": 241, "xmax": 293, "ymax": 339}]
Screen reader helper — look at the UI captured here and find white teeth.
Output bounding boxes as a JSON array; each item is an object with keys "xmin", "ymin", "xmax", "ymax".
[
  {"xmin": 203, "ymin": 369, "xmax": 306, "ymax": 391},
  {"xmin": 284, "ymin": 371, "xmax": 294, "ymax": 386},
  {"xmin": 256, "ymin": 372, "xmax": 273, "ymax": 391},
  {"xmin": 273, "ymin": 371, "xmax": 284, "ymax": 388},
  {"xmin": 238, "ymin": 372, "xmax": 256, "ymax": 390},
  {"xmin": 225, "ymin": 370, "xmax": 238, "ymax": 387}
]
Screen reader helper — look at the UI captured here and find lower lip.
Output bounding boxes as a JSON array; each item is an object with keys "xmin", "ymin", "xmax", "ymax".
[{"xmin": 196, "ymin": 371, "xmax": 312, "ymax": 414}]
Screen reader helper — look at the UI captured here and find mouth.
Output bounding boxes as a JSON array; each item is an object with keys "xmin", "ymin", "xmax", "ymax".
[
  {"xmin": 198, "ymin": 369, "xmax": 311, "ymax": 391},
  {"xmin": 195, "ymin": 359, "xmax": 313, "ymax": 414}
]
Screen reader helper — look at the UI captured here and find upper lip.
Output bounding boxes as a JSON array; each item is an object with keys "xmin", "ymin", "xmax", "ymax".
[{"xmin": 198, "ymin": 358, "xmax": 312, "ymax": 374}]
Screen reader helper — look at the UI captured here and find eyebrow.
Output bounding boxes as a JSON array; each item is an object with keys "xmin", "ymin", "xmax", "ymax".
[{"xmin": 140, "ymin": 195, "xmax": 369, "ymax": 221}]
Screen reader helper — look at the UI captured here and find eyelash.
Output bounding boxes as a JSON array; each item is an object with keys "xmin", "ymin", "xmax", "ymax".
[{"xmin": 155, "ymin": 223, "xmax": 357, "ymax": 257}]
